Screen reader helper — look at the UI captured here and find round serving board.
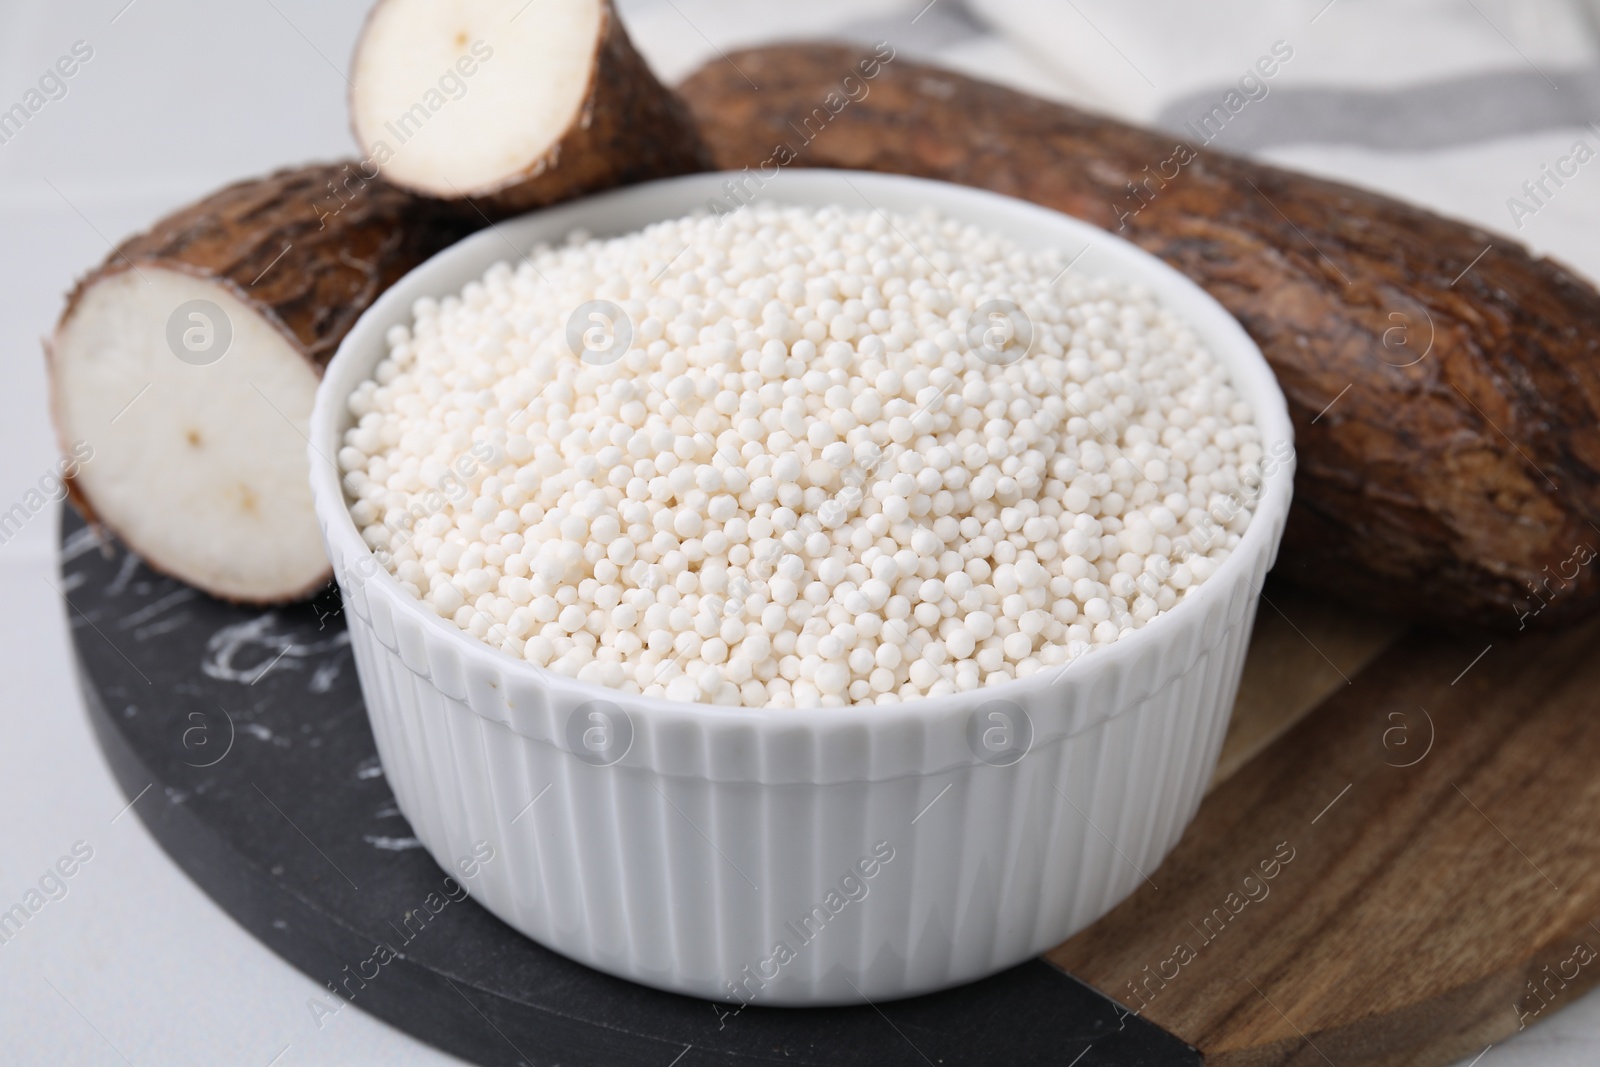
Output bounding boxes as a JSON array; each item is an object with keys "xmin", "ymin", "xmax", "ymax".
[
  {"xmin": 59, "ymin": 508, "xmax": 1196, "ymax": 1067},
  {"xmin": 64, "ymin": 505, "xmax": 1600, "ymax": 1067}
]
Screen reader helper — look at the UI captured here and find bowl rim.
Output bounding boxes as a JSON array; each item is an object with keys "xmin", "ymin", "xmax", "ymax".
[{"xmin": 310, "ymin": 168, "xmax": 1295, "ymax": 734}]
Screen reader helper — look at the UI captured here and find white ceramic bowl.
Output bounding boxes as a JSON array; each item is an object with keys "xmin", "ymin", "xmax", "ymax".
[{"xmin": 309, "ymin": 170, "xmax": 1294, "ymax": 1006}]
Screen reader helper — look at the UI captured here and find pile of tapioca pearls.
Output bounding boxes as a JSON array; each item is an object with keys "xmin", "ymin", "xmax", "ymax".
[{"xmin": 339, "ymin": 203, "xmax": 1261, "ymax": 707}]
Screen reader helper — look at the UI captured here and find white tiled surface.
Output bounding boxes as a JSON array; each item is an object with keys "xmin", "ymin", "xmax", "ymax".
[
  {"xmin": 3, "ymin": 3, "xmax": 490, "ymax": 1062},
  {"xmin": 3, "ymin": 1, "xmax": 1599, "ymax": 1063}
]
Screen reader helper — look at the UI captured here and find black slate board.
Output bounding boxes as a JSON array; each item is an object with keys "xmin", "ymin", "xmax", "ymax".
[{"xmin": 60, "ymin": 508, "xmax": 1197, "ymax": 1067}]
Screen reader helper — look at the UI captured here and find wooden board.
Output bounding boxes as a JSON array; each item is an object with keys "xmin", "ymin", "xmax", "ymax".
[
  {"xmin": 1208, "ymin": 584, "xmax": 1404, "ymax": 789},
  {"xmin": 1053, "ymin": 618, "xmax": 1600, "ymax": 1066}
]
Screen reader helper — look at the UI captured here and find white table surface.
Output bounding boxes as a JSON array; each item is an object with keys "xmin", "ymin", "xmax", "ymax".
[{"xmin": 2, "ymin": 1, "xmax": 1597, "ymax": 1063}]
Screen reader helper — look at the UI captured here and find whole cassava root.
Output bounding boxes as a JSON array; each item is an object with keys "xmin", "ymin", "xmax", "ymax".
[
  {"xmin": 48, "ymin": 163, "xmax": 476, "ymax": 602},
  {"xmin": 350, "ymin": 0, "xmax": 710, "ymax": 217},
  {"xmin": 679, "ymin": 44, "xmax": 1600, "ymax": 630}
]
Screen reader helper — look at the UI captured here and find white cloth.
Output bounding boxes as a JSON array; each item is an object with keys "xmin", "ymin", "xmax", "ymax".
[
  {"xmin": 968, "ymin": 0, "xmax": 1600, "ymax": 280},
  {"xmin": 969, "ymin": 0, "xmax": 1597, "ymax": 115}
]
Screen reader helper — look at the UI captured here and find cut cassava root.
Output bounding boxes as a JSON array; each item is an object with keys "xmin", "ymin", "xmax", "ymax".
[
  {"xmin": 350, "ymin": 0, "xmax": 709, "ymax": 216},
  {"xmin": 679, "ymin": 45, "xmax": 1600, "ymax": 630},
  {"xmin": 49, "ymin": 0, "xmax": 703, "ymax": 604},
  {"xmin": 49, "ymin": 163, "xmax": 474, "ymax": 602}
]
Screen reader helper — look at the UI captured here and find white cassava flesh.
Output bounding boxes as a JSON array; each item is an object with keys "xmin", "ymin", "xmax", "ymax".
[
  {"xmin": 351, "ymin": 0, "xmax": 602, "ymax": 198},
  {"xmin": 45, "ymin": 163, "xmax": 473, "ymax": 602},
  {"xmin": 52, "ymin": 268, "xmax": 328, "ymax": 601},
  {"xmin": 349, "ymin": 0, "xmax": 707, "ymax": 216}
]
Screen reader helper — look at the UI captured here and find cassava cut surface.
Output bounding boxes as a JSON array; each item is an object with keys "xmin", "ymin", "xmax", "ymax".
[
  {"xmin": 49, "ymin": 163, "xmax": 474, "ymax": 602},
  {"xmin": 680, "ymin": 45, "xmax": 1600, "ymax": 630},
  {"xmin": 350, "ymin": 0, "xmax": 709, "ymax": 216}
]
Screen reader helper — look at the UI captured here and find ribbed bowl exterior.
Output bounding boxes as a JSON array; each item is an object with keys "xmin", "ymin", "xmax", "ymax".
[
  {"xmin": 336, "ymin": 554, "xmax": 1264, "ymax": 1003},
  {"xmin": 311, "ymin": 171, "xmax": 1295, "ymax": 1005}
]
